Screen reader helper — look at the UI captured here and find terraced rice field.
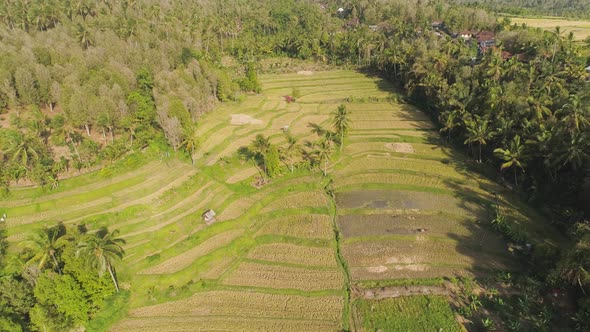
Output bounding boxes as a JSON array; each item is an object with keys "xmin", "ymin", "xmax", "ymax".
[{"xmin": 0, "ymin": 70, "xmax": 562, "ymax": 330}]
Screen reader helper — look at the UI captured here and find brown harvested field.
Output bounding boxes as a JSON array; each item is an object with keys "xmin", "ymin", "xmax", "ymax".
[
  {"xmin": 222, "ymin": 262, "xmax": 344, "ymax": 291},
  {"xmin": 337, "ymin": 213, "xmax": 472, "ymax": 238},
  {"xmin": 112, "ymin": 316, "xmax": 341, "ymax": 332},
  {"xmin": 341, "ymin": 237, "xmax": 514, "ymax": 281},
  {"xmin": 335, "ymin": 190, "xmax": 482, "ymax": 216},
  {"xmin": 254, "ymin": 213, "xmax": 333, "ymax": 240},
  {"xmin": 261, "ymin": 190, "xmax": 329, "ymax": 213},
  {"xmin": 506, "ymin": 16, "xmax": 590, "ymax": 40},
  {"xmin": 247, "ymin": 243, "xmax": 337, "ymax": 267},
  {"xmin": 349, "ymin": 265, "xmax": 473, "ymax": 281},
  {"xmin": 198, "ymin": 256, "xmax": 237, "ymax": 279},
  {"xmin": 138, "ymin": 229, "xmax": 244, "ymax": 274},
  {"xmin": 126, "ymin": 290, "xmax": 343, "ymax": 321},
  {"xmin": 218, "ymin": 196, "xmax": 258, "ymax": 221}
]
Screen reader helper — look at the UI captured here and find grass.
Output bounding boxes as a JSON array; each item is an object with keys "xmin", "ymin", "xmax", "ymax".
[{"xmin": 353, "ymin": 296, "xmax": 462, "ymax": 332}]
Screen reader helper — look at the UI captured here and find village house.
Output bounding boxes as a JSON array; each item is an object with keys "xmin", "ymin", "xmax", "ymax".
[
  {"xmin": 476, "ymin": 31, "xmax": 496, "ymax": 49},
  {"xmin": 459, "ymin": 30, "xmax": 476, "ymax": 41}
]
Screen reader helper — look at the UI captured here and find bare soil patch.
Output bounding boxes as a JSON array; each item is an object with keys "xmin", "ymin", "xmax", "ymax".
[
  {"xmin": 335, "ymin": 190, "xmax": 465, "ymax": 212},
  {"xmin": 297, "ymin": 70, "xmax": 314, "ymax": 75},
  {"xmin": 353, "ymin": 285, "xmax": 449, "ymax": 300},
  {"xmin": 385, "ymin": 142, "xmax": 415, "ymax": 154},
  {"xmin": 337, "ymin": 214, "xmax": 471, "ymax": 239},
  {"xmin": 230, "ymin": 114, "xmax": 263, "ymax": 125}
]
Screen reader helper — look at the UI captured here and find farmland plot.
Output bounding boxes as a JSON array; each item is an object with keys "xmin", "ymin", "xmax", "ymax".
[
  {"xmin": 353, "ymin": 296, "xmax": 461, "ymax": 332},
  {"xmin": 254, "ymin": 213, "xmax": 334, "ymax": 240},
  {"xmin": 247, "ymin": 243, "xmax": 337, "ymax": 267},
  {"xmin": 222, "ymin": 262, "xmax": 344, "ymax": 291}
]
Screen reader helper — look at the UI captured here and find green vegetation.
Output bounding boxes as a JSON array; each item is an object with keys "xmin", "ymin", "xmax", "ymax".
[{"xmin": 354, "ymin": 296, "xmax": 461, "ymax": 331}]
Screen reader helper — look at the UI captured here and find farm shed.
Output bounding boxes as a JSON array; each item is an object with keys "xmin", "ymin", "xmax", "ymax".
[{"xmin": 202, "ymin": 209, "xmax": 217, "ymax": 225}]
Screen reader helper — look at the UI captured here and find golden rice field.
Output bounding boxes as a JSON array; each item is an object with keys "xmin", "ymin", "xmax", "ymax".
[
  {"xmin": 506, "ymin": 16, "xmax": 590, "ymax": 41},
  {"xmin": 0, "ymin": 70, "xmax": 564, "ymax": 331}
]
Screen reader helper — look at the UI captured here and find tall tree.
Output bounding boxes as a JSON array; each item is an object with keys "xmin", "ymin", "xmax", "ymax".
[
  {"xmin": 315, "ymin": 139, "xmax": 333, "ymax": 176},
  {"xmin": 494, "ymin": 135, "xmax": 525, "ymax": 186},
  {"xmin": 464, "ymin": 117, "xmax": 493, "ymax": 163},
  {"xmin": 23, "ymin": 224, "xmax": 68, "ymax": 274},
  {"xmin": 77, "ymin": 228, "xmax": 125, "ymax": 293},
  {"xmin": 332, "ymin": 104, "xmax": 350, "ymax": 151}
]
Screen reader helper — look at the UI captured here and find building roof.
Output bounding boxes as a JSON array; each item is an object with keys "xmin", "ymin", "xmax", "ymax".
[
  {"xmin": 586, "ymin": 65, "xmax": 590, "ymax": 72},
  {"xmin": 202, "ymin": 209, "xmax": 217, "ymax": 224},
  {"xmin": 476, "ymin": 31, "xmax": 495, "ymax": 42}
]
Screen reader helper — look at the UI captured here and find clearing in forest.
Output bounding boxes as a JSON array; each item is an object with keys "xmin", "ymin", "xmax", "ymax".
[{"xmin": 0, "ymin": 70, "xmax": 563, "ymax": 330}]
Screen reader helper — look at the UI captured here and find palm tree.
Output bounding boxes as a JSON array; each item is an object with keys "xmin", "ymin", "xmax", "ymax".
[
  {"xmin": 315, "ymin": 139, "xmax": 333, "ymax": 176},
  {"xmin": 180, "ymin": 126, "xmax": 199, "ymax": 165},
  {"xmin": 558, "ymin": 95, "xmax": 590, "ymax": 134},
  {"xmin": 24, "ymin": 224, "xmax": 68, "ymax": 274},
  {"xmin": 464, "ymin": 117, "xmax": 493, "ymax": 163},
  {"xmin": 76, "ymin": 23, "xmax": 93, "ymax": 49},
  {"xmin": 439, "ymin": 110, "xmax": 458, "ymax": 143},
  {"xmin": 2, "ymin": 132, "xmax": 42, "ymax": 170},
  {"xmin": 77, "ymin": 228, "xmax": 126, "ymax": 292},
  {"xmin": 494, "ymin": 135, "xmax": 525, "ymax": 186},
  {"xmin": 332, "ymin": 104, "xmax": 350, "ymax": 151},
  {"xmin": 555, "ymin": 132, "xmax": 589, "ymax": 171},
  {"xmin": 281, "ymin": 132, "xmax": 299, "ymax": 173},
  {"xmin": 251, "ymin": 134, "xmax": 270, "ymax": 156}
]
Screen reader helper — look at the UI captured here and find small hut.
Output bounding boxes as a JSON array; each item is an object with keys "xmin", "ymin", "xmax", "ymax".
[{"xmin": 202, "ymin": 209, "xmax": 216, "ymax": 225}]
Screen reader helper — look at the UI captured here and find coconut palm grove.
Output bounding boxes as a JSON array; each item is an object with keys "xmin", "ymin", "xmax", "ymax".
[{"xmin": 0, "ymin": 0, "xmax": 589, "ymax": 331}]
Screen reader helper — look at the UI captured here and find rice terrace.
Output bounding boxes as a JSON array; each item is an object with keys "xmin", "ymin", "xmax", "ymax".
[{"xmin": 0, "ymin": 70, "xmax": 565, "ymax": 331}]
